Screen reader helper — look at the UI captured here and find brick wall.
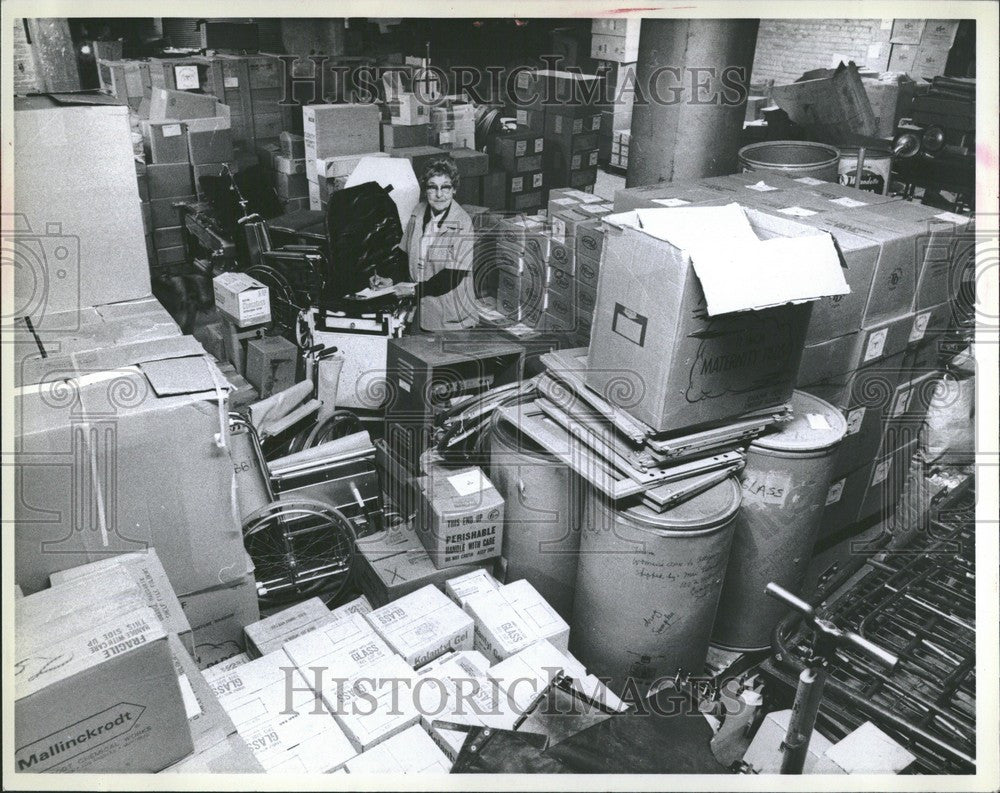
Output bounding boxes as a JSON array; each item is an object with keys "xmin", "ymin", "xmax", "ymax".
[{"xmin": 751, "ymin": 19, "xmax": 887, "ymax": 84}]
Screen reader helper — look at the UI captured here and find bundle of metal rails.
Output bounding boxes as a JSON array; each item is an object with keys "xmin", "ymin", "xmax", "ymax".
[{"xmin": 764, "ymin": 477, "xmax": 976, "ymax": 774}]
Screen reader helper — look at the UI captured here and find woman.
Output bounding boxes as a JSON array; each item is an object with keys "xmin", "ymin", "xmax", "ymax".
[{"xmin": 372, "ymin": 159, "xmax": 478, "ymax": 332}]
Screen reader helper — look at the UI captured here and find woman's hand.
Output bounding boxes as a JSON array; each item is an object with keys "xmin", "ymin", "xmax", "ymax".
[{"xmin": 370, "ymin": 274, "xmax": 394, "ymax": 290}]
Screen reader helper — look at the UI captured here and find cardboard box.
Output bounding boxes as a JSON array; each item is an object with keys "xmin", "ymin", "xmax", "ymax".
[
  {"xmin": 161, "ymin": 733, "xmax": 264, "ymax": 774},
  {"xmin": 586, "ymin": 205, "xmax": 847, "ymax": 432},
  {"xmin": 48, "ymin": 550, "xmax": 194, "ymax": 656},
  {"xmin": 416, "ymin": 467, "xmax": 505, "ymax": 568},
  {"xmin": 149, "ymin": 87, "xmax": 219, "ymax": 121},
  {"xmin": 179, "ymin": 572, "xmax": 260, "ymax": 670},
  {"xmin": 796, "ymin": 333, "xmax": 860, "ymax": 386},
  {"xmin": 13, "ymin": 98, "xmax": 152, "ymax": 321},
  {"xmin": 330, "ymin": 654, "xmax": 423, "ymax": 752},
  {"xmin": 491, "ymin": 127, "xmax": 546, "ymax": 171},
  {"xmin": 152, "ymin": 225, "xmax": 184, "ymax": 250},
  {"xmin": 206, "ymin": 653, "xmax": 251, "ymax": 675},
  {"xmin": 244, "ymin": 335, "xmax": 298, "ymax": 399},
  {"xmin": 14, "ymin": 338, "xmax": 247, "ymax": 597},
  {"xmin": 501, "ymin": 580, "xmax": 570, "ymax": 651},
  {"xmin": 146, "ymin": 121, "xmax": 190, "ymax": 164},
  {"xmin": 770, "ymin": 63, "xmax": 877, "ymax": 141},
  {"xmin": 381, "ymin": 121, "xmax": 431, "ymax": 151},
  {"xmin": 14, "ymin": 601, "xmax": 193, "ymax": 773},
  {"xmin": 390, "ymin": 144, "xmax": 450, "ymax": 181},
  {"xmin": 274, "ymin": 170, "xmax": 309, "ymax": 200},
  {"xmin": 354, "ymin": 522, "xmax": 489, "ymax": 607},
  {"xmin": 303, "ymin": 103, "xmax": 381, "ymax": 161},
  {"xmin": 591, "ymin": 30, "xmax": 641, "ymax": 62},
  {"xmin": 481, "ymin": 169, "xmax": 508, "ymax": 210},
  {"xmin": 149, "ymin": 194, "xmax": 194, "ymax": 229},
  {"xmin": 331, "ymin": 595, "xmax": 373, "ymax": 621},
  {"xmin": 413, "ymin": 651, "xmax": 517, "ymax": 759},
  {"xmin": 365, "ymin": 585, "xmax": 474, "ymax": 668},
  {"xmin": 188, "ymin": 121, "xmax": 234, "ymax": 165},
  {"xmin": 445, "ymin": 568, "xmax": 503, "ymax": 607},
  {"xmin": 463, "ymin": 589, "xmax": 540, "ymax": 664},
  {"xmin": 244, "ymin": 597, "xmax": 335, "ymax": 658},
  {"xmin": 147, "ymin": 162, "xmax": 194, "ymax": 199},
  {"xmin": 214, "ymin": 271, "xmax": 271, "ymax": 327},
  {"xmin": 273, "ymin": 154, "xmax": 306, "ymax": 175},
  {"xmin": 449, "ymin": 147, "xmax": 490, "ymax": 179},
  {"xmin": 155, "ymin": 245, "xmax": 186, "ymax": 266},
  {"xmin": 389, "ymin": 92, "xmax": 431, "ymax": 125},
  {"xmin": 308, "ymin": 151, "xmax": 387, "ymax": 182},
  {"xmin": 342, "ymin": 724, "xmax": 452, "ymax": 773},
  {"xmin": 205, "ymin": 649, "xmax": 358, "ymax": 772},
  {"xmin": 279, "ymin": 131, "xmax": 305, "ymax": 159}
]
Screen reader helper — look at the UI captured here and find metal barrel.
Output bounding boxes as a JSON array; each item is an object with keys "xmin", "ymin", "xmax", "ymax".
[
  {"xmin": 711, "ymin": 391, "xmax": 848, "ymax": 652},
  {"xmin": 738, "ymin": 140, "xmax": 841, "ymax": 182},
  {"xmin": 488, "ymin": 408, "xmax": 584, "ymax": 620},
  {"xmin": 571, "ymin": 476, "xmax": 742, "ymax": 696}
]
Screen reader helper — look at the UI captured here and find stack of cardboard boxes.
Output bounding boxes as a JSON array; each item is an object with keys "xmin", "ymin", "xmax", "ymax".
[
  {"xmin": 271, "ymin": 131, "xmax": 309, "ymax": 210},
  {"xmin": 609, "ymin": 129, "xmax": 630, "ymax": 170},
  {"xmin": 610, "ymin": 171, "xmax": 972, "ymax": 537},
  {"xmin": 302, "ymin": 103, "xmax": 382, "ymax": 212},
  {"xmin": 487, "ymin": 124, "xmax": 547, "ymax": 213},
  {"xmin": 592, "ymin": 18, "xmax": 640, "ymax": 164}
]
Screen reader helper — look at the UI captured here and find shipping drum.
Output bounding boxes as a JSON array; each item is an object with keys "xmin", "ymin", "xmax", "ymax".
[
  {"xmin": 838, "ymin": 144, "xmax": 893, "ymax": 195},
  {"xmin": 711, "ymin": 391, "xmax": 847, "ymax": 652},
  {"xmin": 738, "ymin": 140, "xmax": 841, "ymax": 182},
  {"xmin": 488, "ymin": 408, "xmax": 583, "ymax": 619},
  {"xmin": 571, "ymin": 477, "xmax": 741, "ymax": 696}
]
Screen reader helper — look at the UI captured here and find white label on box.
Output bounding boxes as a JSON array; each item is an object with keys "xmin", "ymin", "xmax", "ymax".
[
  {"xmin": 653, "ymin": 198, "xmax": 691, "ymax": 207},
  {"xmin": 551, "ymin": 217, "xmax": 566, "ymax": 243},
  {"xmin": 572, "ymin": 119, "xmax": 583, "ymax": 134},
  {"xmin": 515, "ymin": 140, "xmax": 527, "ymax": 157},
  {"xmin": 864, "ymin": 328, "xmax": 888, "ymax": 361},
  {"xmin": 174, "ymin": 64, "xmax": 200, "ymax": 90},
  {"xmin": 826, "ymin": 479, "xmax": 845, "ymax": 505},
  {"xmin": 447, "ymin": 470, "xmax": 488, "ymax": 497},
  {"xmin": 910, "ymin": 312, "xmax": 930, "ymax": 343},
  {"xmin": 177, "ymin": 674, "xmax": 202, "ymax": 719},
  {"xmin": 162, "ymin": 124, "xmax": 183, "ymax": 138},
  {"xmin": 224, "ymin": 76, "xmax": 239, "ymax": 88},
  {"xmin": 511, "ymin": 177, "xmax": 524, "ymax": 193},
  {"xmin": 554, "ymin": 116, "xmax": 563, "ymax": 134},
  {"xmin": 534, "ymin": 138, "xmax": 544, "ymax": 154},
  {"xmin": 891, "ymin": 388, "xmax": 912, "ymax": 417},
  {"xmin": 533, "ymin": 173, "xmax": 543, "ymax": 188},
  {"xmin": 516, "ymin": 110, "xmax": 527, "ymax": 124},
  {"xmin": 741, "ymin": 471, "xmax": 791, "ymax": 507},
  {"xmin": 591, "ymin": 116, "xmax": 601, "ymax": 131},
  {"xmin": 872, "ymin": 460, "xmax": 890, "ymax": 486},
  {"xmin": 746, "ymin": 181, "xmax": 778, "ymax": 192},
  {"xmin": 572, "ymin": 154, "xmax": 582, "ymax": 169},
  {"xmin": 845, "ymin": 407, "xmax": 866, "ymax": 435},
  {"xmin": 935, "ymin": 211, "xmax": 970, "ymax": 225},
  {"xmin": 806, "ymin": 412, "xmax": 833, "ymax": 431},
  {"xmin": 589, "ymin": 151, "xmax": 599, "ymax": 166},
  {"xmin": 779, "ymin": 206, "xmax": 818, "ymax": 217},
  {"xmin": 831, "ymin": 196, "xmax": 869, "ymax": 208},
  {"xmin": 795, "ymin": 176, "xmax": 826, "ymax": 185}
]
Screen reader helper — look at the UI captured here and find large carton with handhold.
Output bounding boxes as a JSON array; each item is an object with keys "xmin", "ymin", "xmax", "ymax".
[
  {"xmin": 14, "ymin": 583, "xmax": 193, "ymax": 773},
  {"xmin": 586, "ymin": 204, "xmax": 848, "ymax": 433},
  {"xmin": 14, "ymin": 335, "xmax": 248, "ymax": 600}
]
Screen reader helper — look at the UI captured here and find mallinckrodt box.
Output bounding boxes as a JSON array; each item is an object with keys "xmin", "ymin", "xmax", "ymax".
[{"xmin": 213, "ymin": 272, "xmax": 271, "ymax": 327}]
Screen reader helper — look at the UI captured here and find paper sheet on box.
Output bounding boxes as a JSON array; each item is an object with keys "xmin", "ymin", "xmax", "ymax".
[{"xmin": 626, "ymin": 204, "xmax": 849, "ymax": 316}]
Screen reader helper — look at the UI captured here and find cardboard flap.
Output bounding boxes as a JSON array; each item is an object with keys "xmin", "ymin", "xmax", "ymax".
[
  {"xmin": 139, "ymin": 355, "xmax": 228, "ymax": 397},
  {"xmin": 622, "ymin": 204, "xmax": 849, "ymax": 316}
]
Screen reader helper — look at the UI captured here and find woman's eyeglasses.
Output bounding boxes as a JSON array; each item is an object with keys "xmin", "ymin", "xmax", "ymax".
[{"xmin": 427, "ymin": 184, "xmax": 454, "ymax": 194}]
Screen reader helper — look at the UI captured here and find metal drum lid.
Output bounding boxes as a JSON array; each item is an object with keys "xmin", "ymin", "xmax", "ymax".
[
  {"xmin": 625, "ymin": 476, "xmax": 742, "ymax": 532},
  {"xmin": 752, "ymin": 390, "xmax": 847, "ymax": 453}
]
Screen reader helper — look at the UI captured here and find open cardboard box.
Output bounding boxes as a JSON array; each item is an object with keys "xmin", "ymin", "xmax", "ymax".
[
  {"xmin": 14, "ymin": 335, "xmax": 248, "ymax": 597},
  {"xmin": 586, "ymin": 203, "xmax": 848, "ymax": 433}
]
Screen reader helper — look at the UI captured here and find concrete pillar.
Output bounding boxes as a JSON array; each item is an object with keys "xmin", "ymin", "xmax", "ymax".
[{"xmin": 626, "ymin": 19, "xmax": 759, "ymax": 186}]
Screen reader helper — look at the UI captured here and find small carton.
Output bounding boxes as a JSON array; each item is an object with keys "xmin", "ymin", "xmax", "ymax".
[
  {"xmin": 213, "ymin": 272, "xmax": 270, "ymax": 327},
  {"xmin": 330, "ymin": 595, "xmax": 373, "ymax": 621},
  {"xmin": 244, "ymin": 335, "xmax": 298, "ymax": 398},
  {"xmin": 365, "ymin": 585, "xmax": 474, "ymax": 667},
  {"xmin": 342, "ymin": 724, "xmax": 452, "ymax": 773},
  {"xmin": 462, "ymin": 588, "xmax": 538, "ymax": 664},
  {"xmin": 444, "ymin": 569, "xmax": 502, "ymax": 607},
  {"xmin": 501, "ymin": 580, "xmax": 570, "ymax": 652},
  {"xmin": 416, "ymin": 467, "xmax": 505, "ymax": 568},
  {"xmin": 205, "ymin": 649, "xmax": 357, "ymax": 773},
  {"xmin": 244, "ymin": 597, "xmax": 334, "ymax": 658},
  {"xmin": 332, "ymin": 654, "xmax": 423, "ymax": 752}
]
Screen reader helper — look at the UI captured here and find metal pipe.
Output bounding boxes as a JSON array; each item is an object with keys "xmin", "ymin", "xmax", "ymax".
[{"xmin": 781, "ymin": 667, "xmax": 829, "ymax": 774}]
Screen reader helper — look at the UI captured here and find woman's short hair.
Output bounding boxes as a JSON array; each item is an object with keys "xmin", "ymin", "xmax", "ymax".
[{"xmin": 420, "ymin": 159, "xmax": 461, "ymax": 193}]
